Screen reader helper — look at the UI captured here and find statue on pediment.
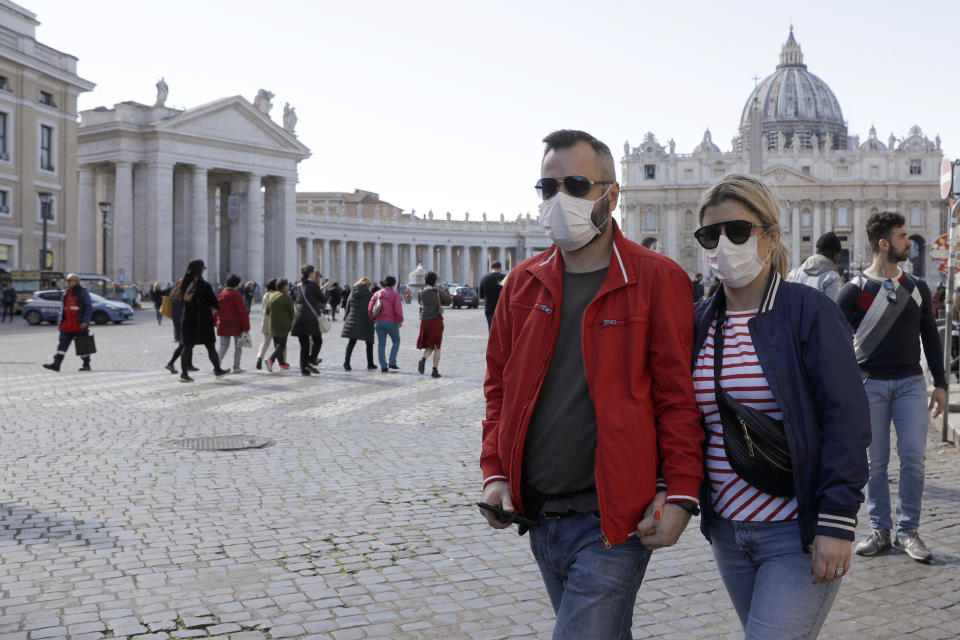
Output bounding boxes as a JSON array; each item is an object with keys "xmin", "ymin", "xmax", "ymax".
[
  {"xmin": 762, "ymin": 133, "xmax": 769, "ymax": 151},
  {"xmin": 811, "ymin": 134, "xmax": 820, "ymax": 152},
  {"xmin": 283, "ymin": 103, "xmax": 297, "ymax": 134},
  {"xmin": 154, "ymin": 78, "xmax": 168, "ymax": 107},
  {"xmin": 669, "ymin": 139, "xmax": 676, "ymax": 156},
  {"xmin": 776, "ymin": 130, "xmax": 785, "ymax": 153},
  {"xmin": 888, "ymin": 132, "xmax": 897, "ymax": 150},
  {"xmin": 254, "ymin": 89, "xmax": 274, "ymax": 115},
  {"xmin": 825, "ymin": 132, "xmax": 834, "ymax": 151},
  {"xmin": 624, "ymin": 140, "xmax": 630, "ymax": 156}
]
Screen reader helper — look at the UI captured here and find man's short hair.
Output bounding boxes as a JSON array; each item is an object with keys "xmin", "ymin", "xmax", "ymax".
[
  {"xmin": 225, "ymin": 274, "xmax": 241, "ymax": 288},
  {"xmin": 301, "ymin": 264, "xmax": 315, "ymax": 278},
  {"xmin": 866, "ymin": 212, "xmax": 905, "ymax": 253},
  {"xmin": 542, "ymin": 129, "xmax": 616, "ymax": 182},
  {"xmin": 425, "ymin": 271, "xmax": 438, "ymax": 286},
  {"xmin": 815, "ymin": 231, "xmax": 842, "ymax": 256},
  {"xmin": 491, "ymin": 261, "xmax": 502, "ymax": 270},
  {"xmin": 695, "ymin": 272, "xmax": 703, "ymax": 279}
]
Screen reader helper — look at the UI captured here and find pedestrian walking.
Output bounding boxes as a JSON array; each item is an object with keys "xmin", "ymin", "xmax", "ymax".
[
  {"xmin": 164, "ymin": 279, "xmax": 191, "ymax": 375},
  {"xmin": 291, "ymin": 265, "xmax": 325, "ymax": 376},
  {"xmin": 369, "ymin": 275, "xmax": 403, "ymax": 372},
  {"xmin": 480, "ymin": 130, "xmax": 704, "ymax": 639},
  {"xmin": 692, "ymin": 272, "xmax": 705, "ymax": 302},
  {"xmin": 837, "ymin": 211, "xmax": 946, "ymax": 564},
  {"xmin": 150, "ymin": 283, "xmax": 165, "ymax": 325},
  {"xmin": 215, "ymin": 274, "xmax": 250, "ymax": 373},
  {"xmin": 341, "ymin": 284, "xmax": 349, "ymax": 312},
  {"xmin": 242, "ymin": 281, "xmax": 255, "ymax": 312},
  {"xmin": 691, "ymin": 174, "xmax": 870, "ymax": 638},
  {"xmin": 174, "ymin": 259, "xmax": 229, "ymax": 382},
  {"xmin": 416, "ymin": 271, "xmax": 451, "ymax": 378},
  {"xmin": 265, "ymin": 278, "xmax": 294, "ymax": 371},
  {"xmin": 42, "ymin": 273, "xmax": 95, "ymax": 372},
  {"xmin": 1, "ymin": 283, "xmax": 15, "ymax": 322},
  {"xmin": 478, "ymin": 261, "xmax": 505, "ymax": 330},
  {"xmin": 255, "ymin": 278, "xmax": 278, "ymax": 370},
  {"xmin": 327, "ymin": 282, "xmax": 341, "ymax": 321},
  {"xmin": 341, "ymin": 277, "xmax": 376, "ymax": 371},
  {"xmin": 787, "ymin": 231, "xmax": 844, "ymax": 301}
]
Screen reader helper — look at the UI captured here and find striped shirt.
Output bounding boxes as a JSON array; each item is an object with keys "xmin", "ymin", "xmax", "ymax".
[{"xmin": 693, "ymin": 309, "xmax": 798, "ymax": 522}]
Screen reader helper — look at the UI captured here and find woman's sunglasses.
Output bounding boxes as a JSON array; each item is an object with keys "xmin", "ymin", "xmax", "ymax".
[
  {"xmin": 535, "ymin": 175, "xmax": 613, "ymax": 200},
  {"xmin": 694, "ymin": 220, "xmax": 768, "ymax": 249}
]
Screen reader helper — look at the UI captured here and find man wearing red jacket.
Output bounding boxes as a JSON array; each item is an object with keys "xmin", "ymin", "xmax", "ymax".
[
  {"xmin": 479, "ymin": 130, "xmax": 703, "ymax": 638},
  {"xmin": 43, "ymin": 273, "xmax": 94, "ymax": 372}
]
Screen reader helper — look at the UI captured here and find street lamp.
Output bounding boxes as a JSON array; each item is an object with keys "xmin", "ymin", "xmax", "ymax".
[
  {"xmin": 99, "ymin": 201, "xmax": 111, "ymax": 281},
  {"xmin": 38, "ymin": 192, "xmax": 53, "ymax": 270}
]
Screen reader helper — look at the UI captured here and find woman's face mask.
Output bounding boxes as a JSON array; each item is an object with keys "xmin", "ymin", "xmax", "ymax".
[{"xmin": 705, "ymin": 234, "xmax": 772, "ymax": 288}]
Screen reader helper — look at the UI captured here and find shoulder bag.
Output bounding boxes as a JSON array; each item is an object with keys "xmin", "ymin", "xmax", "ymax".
[
  {"xmin": 713, "ymin": 302, "xmax": 795, "ymax": 497},
  {"xmin": 298, "ymin": 283, "xmax": 331, "ymax": 333},
  {"xmin": 160, "ymin": 295, "xmax": 173, "ymax": 318},
  {"xmin": 371, "ymin": 290, "xmax": 383, "ymax": 319},
  {"xmin": 74, "ymin": 330, "xmax": 97, "ymax": 357}
]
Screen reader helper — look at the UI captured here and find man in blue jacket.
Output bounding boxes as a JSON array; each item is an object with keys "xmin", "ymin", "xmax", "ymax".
[{"xmin": 836, "ymin": 212, "xmax": 945, "ymax": 563}]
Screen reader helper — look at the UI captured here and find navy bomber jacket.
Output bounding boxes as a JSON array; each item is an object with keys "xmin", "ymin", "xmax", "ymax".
[{"xmin": 693, "ymin": 270, "xmax": 871, "ymax": 551}]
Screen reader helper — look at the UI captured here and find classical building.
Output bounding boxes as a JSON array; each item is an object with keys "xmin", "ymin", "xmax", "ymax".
[
  {"xmin": 76, "ymin": 85, "xmax": 310, "ymax": 285},
  {"xmin": 620, "ymin": 28, "xmax": 946, "ymax": 280},
  {"xmin": 295, "ymin": 190, "xmax": 550, "ymax": 286},
  {"xmin": 0, "ymin": 1, "xmax": 94, "ymax": 271}
]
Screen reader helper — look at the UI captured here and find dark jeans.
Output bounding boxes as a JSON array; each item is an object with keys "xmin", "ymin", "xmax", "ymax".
[
  {"xmin": 53, "ymin": 330, "xmax": 90, "ymax": 365},
  {"xmin": 181, "ymin": 341, "xmax": 221, "ymax": 373},
  {"xmin": 345, "ymin": 338, "xmax": 374, "ymax": 366},
  {"xmin": 169, "ymin": 343, "xmax": 183, "ymax": 365},
  {"xmin": 297, "ymin": 333, "xmax": 322, "ymax": 370},
  {"xmin": 153, "ymin": 304, "xmax": 162, "ymax": 324},
  {"xmin": 485, "ymin": 311, "xmax": 494, "ymax": 330},
  {"xmin": 1, "ymin": 302, "xmax": 14, "ymax": 322},
  {"xmin": 269, "ymin": 336, "xmax": 289, "ymax": 365}
]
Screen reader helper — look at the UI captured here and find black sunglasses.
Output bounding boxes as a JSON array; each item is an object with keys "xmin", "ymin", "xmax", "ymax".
[
  {"xmin": 694, "ymin": 220, "xmax": 768, "ymax": 249},
  {"xmin": 883, "ymin": 279, "xmax": 897, "ymax": 303},
  {"xmin": 535, "ymin": 175, "xmax": 613, "ymax": 200}
]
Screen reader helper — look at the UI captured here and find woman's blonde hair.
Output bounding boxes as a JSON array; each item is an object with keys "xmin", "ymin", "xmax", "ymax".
[
  {"xmin": 697, "ymin": 174, "xmax": 790, "ymax": 278},
  {"xmin": 354, "ymin": 276, "xmax": 372, "ymax": 288}
]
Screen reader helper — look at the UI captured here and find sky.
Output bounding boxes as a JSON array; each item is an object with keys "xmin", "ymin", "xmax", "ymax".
[{"xmin": 26, "ymin": 0, "xmax": 960, "ymax": 220}]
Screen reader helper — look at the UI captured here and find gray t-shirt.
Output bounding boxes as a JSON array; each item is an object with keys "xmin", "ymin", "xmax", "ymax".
[{"xmin": 522, "ymin": 267, "xmax": 608, "ymax": 514}]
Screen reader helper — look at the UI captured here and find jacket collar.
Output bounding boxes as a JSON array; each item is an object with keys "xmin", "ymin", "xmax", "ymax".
[{"xmin": 526, "ymin": 221, "xmax": 633, "ymax": 294}]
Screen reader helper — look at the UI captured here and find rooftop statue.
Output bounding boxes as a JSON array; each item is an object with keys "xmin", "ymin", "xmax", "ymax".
[
  {"xmin": 254, "ymin": 89, "xmax": 274, "ymax": 115},
  {"xmin": 283, "ymin": 103, "xmax": 297, "ymax": 134},
  {"xmin": 154, "ymin": 77, "xmax": 168, "ymax": 107}
]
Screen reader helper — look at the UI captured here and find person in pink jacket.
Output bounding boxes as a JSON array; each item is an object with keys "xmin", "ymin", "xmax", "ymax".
[
  {"xmin": 368, "ymin": 275, "xmax": 403, "ymax": 372},
  {"xmin": 215, "ymin": 274, "xmax": 251, "ymax": 372}
]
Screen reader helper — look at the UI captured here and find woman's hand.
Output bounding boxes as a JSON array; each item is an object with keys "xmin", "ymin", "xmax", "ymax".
[{"xmin": 811, "ymin": 534, "xmax": 851, "ymax": 584}]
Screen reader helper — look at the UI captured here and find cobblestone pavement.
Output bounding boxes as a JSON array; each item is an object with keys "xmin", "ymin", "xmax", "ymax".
[{"xmin": 0, "ymin": 308, "xmax": 958, "ymax": 639}]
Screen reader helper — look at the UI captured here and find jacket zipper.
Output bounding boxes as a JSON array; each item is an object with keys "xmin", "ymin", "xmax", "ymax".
[{"xmin": 738, "ymin": 415, "xmax": 755, "ymax": 457}]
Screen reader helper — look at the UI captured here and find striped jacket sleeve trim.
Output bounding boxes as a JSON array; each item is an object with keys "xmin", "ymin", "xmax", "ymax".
[
  {"xmin": 816, "ymin": 512, "xmax": 858, "ymax": 539},
  {"xmin": 482, "ymin": 475, "xmax": 508, "ymax": 488}
]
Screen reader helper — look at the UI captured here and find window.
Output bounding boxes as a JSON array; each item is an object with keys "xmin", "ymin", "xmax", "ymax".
[
  {"xmin": 836, "ymin": 206, "xmax": 849, "ymax": 227},
  {"xmin": 40, "ymin": 125, "xmax": 53, "ymax": 171},
  {"xmin": 644, "ymin": 210, "xmax": 657, "ymax": 230},
  {"xmin": 767, "ymin": 132, "xmax": 778, "ymax": 150},
  {"xmin": 0, "ymin": 112, "xmax": 7, "ymax": 160},
  {"xmin": 835, "ymin": 165, "xmax": 849, "ymax": 178},
  {"xmin": 801, "ymin": 166, "xmax": 811, "ymax": 176},
  {"xmin": 909, "ymin": 160, "xmax": 921, "ymax": 175},
  {"xmin": 683, "ymin": 168, "xmax": 693, "ymax": 180},
  {"xmin": 802, "ymin": 210, "xmax": 811, "ymax": 228},
  {"xmin": 0, "ymin": 189, "xmax": 9, "ymax": 214},
  {"xmin": 0, "ymin": 76, "xmax": 8, "ymax": 91},
  {"xmin": 0, "ymin": 244, "xmax": 8, "ymax": 264},
  {"xmin": 39, "ymin": 291, "xmax": 61, "ymax": 301},
  {"xmin": 713, "ymin": 167, "xmax": 725, "ymax": 177},
  {"xmin": 644, "ymin": 164, "xmax": 656, "ymax": 180},
  {"xmin": 39, "ymin": 91, "xmax": 56, "ymax": 107},
  {"xmin": 911, "ymin": 207, "xmax": 923, "ymax": 227},
  {"xmin": 870, "ymin": 165, "xmax": 880, "ymax": 177},
  {"xmin": 37, "ymin": 192, "xmax": 55, "ymax": 223},
  {"xmin": 796, "ymin": 132, "xmax": 811, "ymax": 150}
]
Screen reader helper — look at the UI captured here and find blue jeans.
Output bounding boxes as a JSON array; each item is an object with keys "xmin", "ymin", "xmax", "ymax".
[
  {"xmin": 710, "ymin": 518, "xmax": 840, "ymax": 639},
  {"xmin": 529, "ymin": 513, "xmax": 652, "ymax": 639},
  {"xmin": 863, "ymin": 375, "xmax": 929, "ymax": 534},
  {"xmin": 375, "ymin": 321, "xmax": 400, "ymax": 369}
]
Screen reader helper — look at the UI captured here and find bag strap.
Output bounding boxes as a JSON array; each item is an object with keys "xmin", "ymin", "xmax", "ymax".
[
  {"xmin": 712, "ymin": 299, "xmax": 734, "ymax": 415},
  {"xmin": 298, "ymin": 283, "xmax": 322, "ymax": 321}
]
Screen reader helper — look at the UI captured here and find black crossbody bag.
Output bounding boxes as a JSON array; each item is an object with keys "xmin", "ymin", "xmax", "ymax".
[{"xmin": 713, "ymin": 303, "xmax": 795, "ymax": 498}]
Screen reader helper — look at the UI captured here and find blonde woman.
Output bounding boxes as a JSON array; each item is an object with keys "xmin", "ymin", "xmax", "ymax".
[
  {"xmin": 255, "ymin": 278, "xmax": 278, "ymax": 370},
  {"xmin": 686, "ymin": 174, "xmax": 870, "ymax": 639}
]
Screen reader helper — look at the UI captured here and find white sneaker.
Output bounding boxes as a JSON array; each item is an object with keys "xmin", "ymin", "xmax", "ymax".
[{"xmin": 232, "ymin": 367, "xmax": 245, "ymax": 373}]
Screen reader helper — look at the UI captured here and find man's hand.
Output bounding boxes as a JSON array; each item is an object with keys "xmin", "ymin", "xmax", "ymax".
[
  {"xmin": 639, "ymin": 503, "xmax": 692, "ymax": 549},
  {"xmin": 479, "ymin": 480, "xmax": 514, "ymax": 529},
  {"xmin": 633, "ymin": 490, "xmax": 666, "ymax": 540},
  {"xmin": 811, "ymin": 534, "xmax": 851, "ymax": 584},
  {"xmin": 930, "ymin": 387, "xmax": 946, "ymax": 419},
  {"xmin": 80, "ymin": 322, "xmax": 89, "ymax": 330}
]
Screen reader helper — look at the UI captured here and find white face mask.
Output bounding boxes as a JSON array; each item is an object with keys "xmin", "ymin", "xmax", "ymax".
[
  {"xmin": 705, "ymin": 235, "xmax": 770, "ymax": 288},
  {"xmin": 538, "ymin": 189, "xmax": 609, "ymax": 252}
]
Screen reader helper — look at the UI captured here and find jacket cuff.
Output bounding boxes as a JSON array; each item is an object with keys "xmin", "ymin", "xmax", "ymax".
[
  {"xmin": 664, "ymin": 473, "xmax": 702, "ymax": 505},
  {"xmin": 482, "ymin": 474, "xmax": 507, "ymax": 488},
  {"xmin": 815, "ymin": 512, "xmax": 858, "ymax": 541}
]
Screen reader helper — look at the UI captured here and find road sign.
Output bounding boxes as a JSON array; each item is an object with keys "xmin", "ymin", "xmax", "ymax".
[
  {"xmin": 942, "ymin": 159, "xmax": 953, "ymax": 200},
  {"xmin": 930, "ymin": 234, "xmax": 960, "ymax": 273}
]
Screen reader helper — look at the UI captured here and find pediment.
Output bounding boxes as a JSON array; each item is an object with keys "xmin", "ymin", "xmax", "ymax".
[
  {"xmin": 763, "ymin": 164, "xmax": 823, "ymax": 185},
  {"xmin": 155, "ymin": 97, "xmax": 310, "ymax": 156}
]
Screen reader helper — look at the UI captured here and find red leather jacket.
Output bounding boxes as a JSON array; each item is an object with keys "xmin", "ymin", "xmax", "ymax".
[
  {"xmin": 215, "ymin": 288, "xmax": 250, "ymax": 337},
  {"xmin": 481, "ymin": 224, "xmax": 704, "ymax": 546}
]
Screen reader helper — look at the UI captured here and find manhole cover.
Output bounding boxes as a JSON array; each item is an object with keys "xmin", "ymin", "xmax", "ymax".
[{"xmin": 164, "ymin": 436, "xmax": 274, "ymax": 451}]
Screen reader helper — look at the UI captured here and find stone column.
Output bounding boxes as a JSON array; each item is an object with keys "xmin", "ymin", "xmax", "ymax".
[
  {"xmin": 111, "ymin": 162, "xmax": 134, "ymax": 283},
  {"xmin": 791, "ymin": 202, "xmax": 800, "ymax": 269},
  {"xmin": 147, "ymin": 161, "xmax": 174, "ymax": 283},
  {"xmin": 305, "ymin": 237, "xmax": 316, "ymax": 268},
  {"xmin": 812, "ymin": 201, "xmax": 821, "ymax": 248},
  {"xmin": 339, "ymin": 240, "xmax": 348, "ymax": 286},
  {"xmin": 322, "ymin": 238, "xmax": 331, "ymax": 281},
  {"xmin": 853, "ymin": 203, "xmax": 864, "ymax": 268},
  {"xmin": 460, "ymin": 246, "xmax": 470, "ymax": 282},
  {"xmin": 191, "ymin": 166, "xmax": 209, "ymax": 270},
  {"xmin": 374, "ymin": 240, "xmax": 382, "ymax": 283},
  {"xmin": 443, "ymin": 244, "xmax": 453, "ymax": 282},
  {"xmin": 133, "ymin": 165, "xmax": 148, "ymax": 280},
  {"xmin": 207, "ymin": 183, "xmax": 218, "ymax": 283},
  {"xmin": 666, "ymin": 205, "xmax": 678, "ymax": 260},
  {"xmin": 75, "ymin": 166, "xmax": 96, "ymax": 273},
  {"xmin": 246, "ymin": 174, "xmax": 264, "ymax": 284}
]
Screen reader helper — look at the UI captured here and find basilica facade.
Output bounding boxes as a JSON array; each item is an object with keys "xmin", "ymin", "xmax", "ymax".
[{"xmin": 620, "ymin": 29, "xmax": 946, "ymax": 281}]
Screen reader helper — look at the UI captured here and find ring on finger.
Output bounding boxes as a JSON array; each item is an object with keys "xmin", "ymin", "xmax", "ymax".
[{"xmin": 834, "ymin": 567, "xmax": 844, "ymax": 577}]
